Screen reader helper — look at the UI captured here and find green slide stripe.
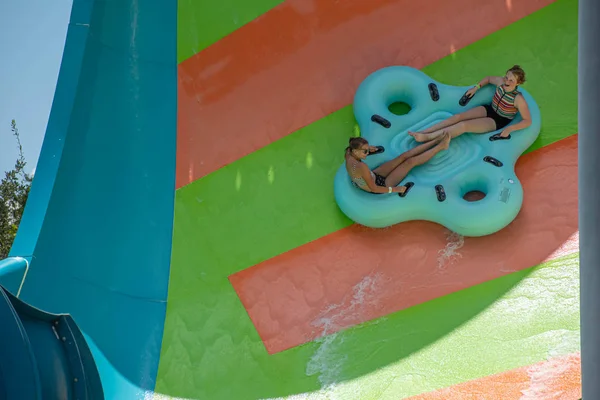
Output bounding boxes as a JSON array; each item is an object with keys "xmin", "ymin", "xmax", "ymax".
[
  {"xmin": 156, "ymin": 252, "xmax": 579, "ymax": 399},
  {"xmin": 178, "ymin": 0, "xmax": 285, "ymax": 63},
  {"xmin": 173, "ymin": 0, "xmax": 577, "ymax": 279}
]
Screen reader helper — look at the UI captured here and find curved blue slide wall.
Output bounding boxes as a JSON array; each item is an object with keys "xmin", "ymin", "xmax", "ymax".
[{"xmin": 1, "ymin": 0, "xmax": 177, "ymax": 398}]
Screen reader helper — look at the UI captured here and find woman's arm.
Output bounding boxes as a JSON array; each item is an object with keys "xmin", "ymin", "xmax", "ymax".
[
  {"xmin": 466, "ymin": 76, "xmax": 503, "ymax": 97},
  {"xmin": 359, "ymin": 164, "xmax": 403, "ymax": 194},
  {"xmin": 500, "ymin": 94, "xmax": 532, "ymax": 137},
  {"xmin": 476, "ymin": 76, "xmax": 503, "ymax": 89}
]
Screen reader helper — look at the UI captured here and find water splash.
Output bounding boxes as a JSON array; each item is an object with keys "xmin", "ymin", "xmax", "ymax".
[
  {"xmin": 437, "ymin": 230, "xmax": 464, "ymax": 270},
  {"xmin": 305, "ymin": 273, "xmax": 385, "ymax": 395},
  {"xmin": 519, "ymin": 353, "xmax": 580, "ymax": 400}
]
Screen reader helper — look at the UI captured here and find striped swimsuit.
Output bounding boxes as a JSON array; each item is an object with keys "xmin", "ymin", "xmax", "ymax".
[
  {"xmin": 484, "ymin": 85, "xmax": 520, "ymax": 130},
  {"xmin": 492, "ymin": 85, "xmax": 520, "ymax": 118}
]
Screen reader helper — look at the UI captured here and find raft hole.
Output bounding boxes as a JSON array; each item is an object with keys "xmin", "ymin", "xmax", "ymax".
[
  {"xmin": 459, "ymin": 175, "xmax": 489, "ymax": 202},
  {"xmin": 463, "ymin": 190, "xmax": 487, "ymax": 202},
  {"xmin": 388, "ymin": 101, "xmax": 412, "ymax": 116}
]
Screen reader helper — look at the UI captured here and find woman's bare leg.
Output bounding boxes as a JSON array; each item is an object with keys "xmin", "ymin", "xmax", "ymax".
[
  {"xmin": 410, "ymin": 117, "xmax": 497, "ymax": 142},
  {"xmin": 373, "ymin": 135, "xmax": 444, "ymax": 177},
  {"xmin": 408, "ymin": 106, "xmax": 487, "ymax": 137},
  {"xmin": 385, "ymin": 132, "xmax": 451, "ymax": 188}
]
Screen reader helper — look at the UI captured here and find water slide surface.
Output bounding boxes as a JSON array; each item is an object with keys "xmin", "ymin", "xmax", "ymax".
[{"xmin": 0, "ymin": 0, "xmax": 581, "ymax": 399}]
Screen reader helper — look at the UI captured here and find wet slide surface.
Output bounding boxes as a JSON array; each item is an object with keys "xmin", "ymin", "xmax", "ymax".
[
  {"xmin": 230, "ymin": 135, "xmax": 579, "ymax": 354},
  {"xmin": 155, "ymin": 0, "xmax": 580, "ymax": 398},
  {"xmin": 1, "ymin": 0, "xmax": 580, "ymax": 398},
  {"xmin": 410, "ymin": 352, "xmax": 582, "ymax": 400}
]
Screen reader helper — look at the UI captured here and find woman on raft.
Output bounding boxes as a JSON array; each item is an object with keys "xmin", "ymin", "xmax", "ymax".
[
  {"xmin": 345, "ymin": 132, "xmax": 451, "ymax": 195},
  {"xmin": 408, "ymin": 65, "xmax": 532, "ymax": 142}
]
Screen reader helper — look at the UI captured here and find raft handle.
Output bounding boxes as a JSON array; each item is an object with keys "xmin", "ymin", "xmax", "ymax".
[
  {"xmin": 483, "ymin": 156, "xmax": 504, "ymax": 168},
  {"xmin": 459, "ymin": 91, "xmax": 474, "ymax": 107},
  {"xmin": 398, "ymin": 182, "xmax": 414, "ymax": 198},
  {"xmin": 369, "ymin": 146, "xmax": 385, "ymax": 155},
  {"xmin": 371, "ymin": 114, "xmax": 391, "ymax": 128},
  {"xmin": 428, "ymin": 83, "xmax": 440, "ymax": 102},
  {"xmin": 489, "ymin": 133, "xmax": 512, "ymax": 141},
  {"xmin": 435, "ymin": 184, "xmax": 446, "ymax": 202}
]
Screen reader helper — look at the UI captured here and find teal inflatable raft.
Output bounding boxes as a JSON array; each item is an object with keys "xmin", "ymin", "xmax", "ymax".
[{"xmin": 333, "ymin": 66, "xmax": 541, "ymax": 237}]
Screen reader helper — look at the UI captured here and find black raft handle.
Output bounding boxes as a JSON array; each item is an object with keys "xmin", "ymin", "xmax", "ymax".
[
  {"xmin": 483, "ymin": 155, "xmax": 503, "ymax": 167},
  {"xmin": 371, "ymin": 114, "xmax": 391, "ymax": 128},
  {"xmin": 398, "ymin": 182, "xmax": 414, "ymax": 198},
  {"xmin": 435, "ymin": 184, "xmax": 446, "ymax": 202},
  {"xmin": 428, "ymin": 83, "xmax": 440, "ymax": 102},
  {"xmin": 489, "ymin": 133, "xmax": 511, "ymax": 141},
  {"xmin": 459, "ymin": 91, "xmax": 474, "ymax": 107},
  {"xmin": 369, "ymin": 146, "xmax": 385, "ymax": 155}
]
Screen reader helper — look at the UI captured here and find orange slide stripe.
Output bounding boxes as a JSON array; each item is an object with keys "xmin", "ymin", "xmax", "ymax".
[
  {"xmin": 409, "ymin": 352, "xmax": 581, "ymax": 400},
  {"xmin": 229, "ymin": 134, "xmax": 579, "ymax": 354},
  {"xmin": 176, "ymin": 0, "xmax": 556, "ymax": 187}
]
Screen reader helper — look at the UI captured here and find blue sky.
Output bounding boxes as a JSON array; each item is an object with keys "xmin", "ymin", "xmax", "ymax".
[{"xmin": 0, "ymin": 0, "xmax": 73, "ymax": 176}]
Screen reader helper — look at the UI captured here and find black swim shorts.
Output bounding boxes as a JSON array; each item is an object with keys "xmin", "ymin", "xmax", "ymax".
[
  {"xmin": 484, "ymin": 104, "xmax": 512, "ymax": 130},
  {"xmin": 374, "ymin": 173, "xmax": 386, "ymax": 187}
]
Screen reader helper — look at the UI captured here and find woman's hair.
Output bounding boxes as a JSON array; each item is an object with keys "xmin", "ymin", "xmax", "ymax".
[
  {"xmin": 507, "ymin": 65, "xmax": 526, "ymax": 84},
  {"xmin": 345, "ymin": 137, "xmax": 369, "ymax": 155}
]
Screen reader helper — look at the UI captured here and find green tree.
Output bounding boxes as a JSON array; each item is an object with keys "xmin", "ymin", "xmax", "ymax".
[{"xmin": 0, "ymin": 120, "xmax": 33, "ymax": 259}]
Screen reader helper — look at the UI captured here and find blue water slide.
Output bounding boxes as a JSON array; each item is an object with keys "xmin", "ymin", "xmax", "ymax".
[{"xmin": 0, "ymin": 0, "xmax": 177, "ymax": 398}]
